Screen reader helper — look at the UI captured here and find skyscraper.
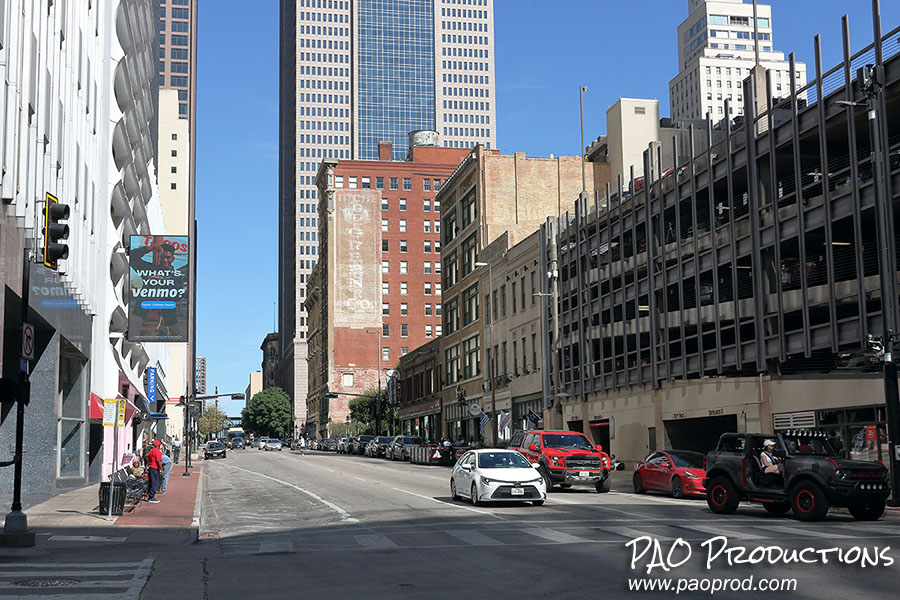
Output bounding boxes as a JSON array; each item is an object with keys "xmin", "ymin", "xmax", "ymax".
[
  {"xmin": 669, "ymin": 0, "xmax": 806, "ymax": 122},
  {"xmin": 279, "ymin": 0, "xmax": 497, "ymax": 431}
]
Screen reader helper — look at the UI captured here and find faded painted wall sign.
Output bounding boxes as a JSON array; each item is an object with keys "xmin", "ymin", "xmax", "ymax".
[{"xmin": 334, "ymin": 190, "xmax": 380, "ymax": 325}]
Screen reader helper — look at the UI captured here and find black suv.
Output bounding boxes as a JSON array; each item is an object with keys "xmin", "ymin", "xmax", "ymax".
[{"xmin": 704, "ymin": 431, "xmax": 890, "ymax": 521}]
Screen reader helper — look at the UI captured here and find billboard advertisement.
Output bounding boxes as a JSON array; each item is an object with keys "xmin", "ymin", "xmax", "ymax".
[{"xmin": 128, "ymin": 235, "xmax": 189, "ymax": 342}]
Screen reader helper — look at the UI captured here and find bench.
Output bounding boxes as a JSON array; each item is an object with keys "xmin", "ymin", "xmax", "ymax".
[{"xmin": 110, "ymin": 468, "xmax": 148, "ymax": 512}]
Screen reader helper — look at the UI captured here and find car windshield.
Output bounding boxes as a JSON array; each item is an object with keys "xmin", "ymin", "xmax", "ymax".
[
  {"xmin": 359, "ymin": 436, "xmax": 374, "ymax": 441},
  {"xmin": 667, "ymin": 451, "xmax": 705, "ymax": 469},
  {"xmin": 403, "ymin": 437, "xmax": 423, "ymax": 445},
  {"xmin": 783, "ymin": 436, "xmax": 837, "ymax": 456},
  {"xmin": 477, "ymin": 452, "xmax": 532, "ymax": 469},
  {"xmin": 542, "ymin": 434, "xmax": 594, "ymax": 450},
  {"xmin": 377, "ymin": 437, "xmax": 392, "ymax": 443},
  {"xmin": 208, "ymin": 442, "xmax": 222, "ymax": 449}
]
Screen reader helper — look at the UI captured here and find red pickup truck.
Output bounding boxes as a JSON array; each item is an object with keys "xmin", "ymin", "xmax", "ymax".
[{"xmin": 509, "ymin": 430, "xmax": 612, "ymax": 493}]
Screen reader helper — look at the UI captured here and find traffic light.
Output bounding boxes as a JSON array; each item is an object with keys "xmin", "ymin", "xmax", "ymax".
[
  {"xmin": 42, "ymin": 193, "xmax": 70, "ymax": 270},
  {"xmin": 320, "ymin": 388, "xmax": 339, "ymax": 401}
]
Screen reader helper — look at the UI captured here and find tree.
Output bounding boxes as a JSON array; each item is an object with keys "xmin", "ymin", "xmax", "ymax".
[
  {"xmin": 348, "ymin": 386, "xmax": 396, "ymax": 436},
  {"xmin": 242, "ymin": 387, "xmax": 292, "ymax": 438},
  {"xmin": 198, "ymin": 404, "xmax": 229, "ymax": 439}
]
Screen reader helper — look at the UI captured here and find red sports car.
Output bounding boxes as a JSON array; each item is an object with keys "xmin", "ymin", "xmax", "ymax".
[{"xmin": 632, "ymin": 450, "xmax": 707, "ymax": 498}]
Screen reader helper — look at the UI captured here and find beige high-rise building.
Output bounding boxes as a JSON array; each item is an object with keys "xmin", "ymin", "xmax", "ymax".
[{"xmin": 669, "ymin": 0, "xmax": 806, "ymax": 122}]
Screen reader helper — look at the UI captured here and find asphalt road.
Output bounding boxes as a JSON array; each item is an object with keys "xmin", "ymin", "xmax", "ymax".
[{"xmin": 189, "ymin": 448, "xmax": 900, "ymax": 599}]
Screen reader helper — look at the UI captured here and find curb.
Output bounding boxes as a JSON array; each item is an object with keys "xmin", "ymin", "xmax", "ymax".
[{"xmin": 190, "ymin": 463, "xmax": 203, "ymax": 544}]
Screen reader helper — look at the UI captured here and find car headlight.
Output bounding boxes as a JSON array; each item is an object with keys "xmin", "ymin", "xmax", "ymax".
[
  {"xmin": 683, "ymin": 472, "xmax": 701, "ymax": 479},
  {"xmin": 834, "ymin": 470, "xmax": 846, "ymax": 480},
  {"xmin": 550, "ymin": 456, "xmax": 562, "ymax": 466},
  {"xmin": 480, "ymin": 476, "xmax": 496, "ymax": 485},
  {"xmin": 524, "ymin": 477, "xmax": 543, "ymax": 484}
]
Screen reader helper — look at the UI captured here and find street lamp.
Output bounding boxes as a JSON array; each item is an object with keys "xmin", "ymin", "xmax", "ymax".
[
  {"xmin": 579, "ymin": 86, "xmax": 589, "ymax": 194},
  {"xmin": 475, "ymin": 261, "xmax": 495, "ymax": 443},
  {"xmin": 366, "ymin": 328, "xmax": 383, "ymax": 435}
]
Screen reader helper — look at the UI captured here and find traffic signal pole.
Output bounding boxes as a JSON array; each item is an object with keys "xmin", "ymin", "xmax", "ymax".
[{"xmin": 2, "ymin": 251, "xmax": 35, "ymax": 547}]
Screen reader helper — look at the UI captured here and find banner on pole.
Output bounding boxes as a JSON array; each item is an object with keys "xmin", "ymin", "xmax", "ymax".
[
  {"xmin": 102, "ymin": 399, "xmax": 117, "ymax": 427},
  {"xmin": 128, "ymin": 235, "xmax": 190, "ymax": 342}
]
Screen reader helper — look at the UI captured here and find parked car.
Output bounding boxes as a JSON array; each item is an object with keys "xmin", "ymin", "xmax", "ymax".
[
  {"xmin": 340, "ymin": 437, "xmax": 356, "ymax": 454},
  {"xmin": 450, "ymin": 449, "xmax": 546, "ymax": 506},
  {"xmin": 290, "ymin": 439, "xmax": 304, "ymax": 450},
  {"xmin": 632, "ymin": 450, "xmax": 707, "ymax": 498},
  {"xmin": 337, "ymin": 438, "xmax": 350, "ymax": 453},
  {"xmin": 250, "ymin": 437, "xmax": 260, "ymax": 448},
  {"xmin": 204, "ymin": 441, "xmax": 226, "ymax": 460},
  {"xmin": 386, "ymin": 436, "xmax": 424, "ymax": 461},
  {"xmin": 704, "ymin": 431, "xmax": 889, "ymax": 521},
  {"xmin": 230, "ymin": 437, "xmax": 245, "ymax": 450},
  {"xmin": 354, "ymin": 435, "xmax": 375, "ymax": 455},
  {"xmin": 264, "ymin": 439, "xmax": 283, "ymax": 451},
  {"xmin": 366, "ymin": 436, "xmax": 393, "ymax": 457},
  {"xmin": 508, "ymin": 430, "xmax": 611, "ymax": 493},
  {"xmin": 257, "ymin": 437, "xmax": 270, "ymax": 450}
]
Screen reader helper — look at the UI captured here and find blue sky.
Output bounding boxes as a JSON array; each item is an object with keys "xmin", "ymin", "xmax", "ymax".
[{"xmin": 197, "ymin": 0, "xmax": 900, "ymax": 417}]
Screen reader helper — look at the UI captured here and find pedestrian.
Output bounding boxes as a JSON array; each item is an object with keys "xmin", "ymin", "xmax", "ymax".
[
  {"xmin": 828, "ymin": 431, "xmax": 844, "ymax": 456},
  {"xmin": 160, "ymin": 444, "xmax": 173, "ymax": 493},
  {"xmin": 299, "ymin": 436, "xmax": 306, "ymax": 456},
  {"xmin": 146, "ymin": 440, "xmax": 163, "ymax": 503},
  {"xmin": 173, "ymin": 436, "xmax": 182, "ymax": 463}
]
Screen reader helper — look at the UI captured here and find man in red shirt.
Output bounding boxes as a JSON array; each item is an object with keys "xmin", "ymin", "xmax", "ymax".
[{"xmin": 146, "ymin": 440, "xmax": 163, "ymax": 503}]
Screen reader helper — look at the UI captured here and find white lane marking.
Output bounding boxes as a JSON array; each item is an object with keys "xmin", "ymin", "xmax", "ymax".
[
  {"xmin": 675, "ymin": 524, "xmax": 764, "ymax": 540},
  {"xmin": 606, "ymin": 526, "xmax": 673, "ymax": 541},
  {"xmin": 607, "ymin": 491, "xmax": 700, "ymax": 507},
  {"xmin": 354, "ymin": 533, "xmax": 398, "ymax": 549},
  {"xmin": 257, "ymin": 539, "xmax": 295, "ymax": 554},
  {"xmin": 524, "ymin": 527, "xmax": 591, "ymax": 544},
  {"xmin": 445, "ymin": 529, "xmax": 503, "ymax": 546},
  {"xmin": 545, "ymin": 495, "xmax": 581, "ymax": 504},
  {"xmin": 220, "ymin": 463, "xmax": 358, "ymax": 523},
  {"xmin": 390, "ymin": 487, "xmax": 504, "ymax": 519},
  {"xmin": 755, "ymin": 525, "xmax": 855, "ymax": 539}
]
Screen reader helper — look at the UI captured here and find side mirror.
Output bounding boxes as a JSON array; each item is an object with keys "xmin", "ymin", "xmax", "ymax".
[{"xmin": 528, "ymin": 444, "xmax": 538, "ymax": 451}]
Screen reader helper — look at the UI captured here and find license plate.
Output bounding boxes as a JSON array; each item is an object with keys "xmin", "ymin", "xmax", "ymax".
[
  {"xmin": 579, "ymin": 471, "xmax": 590, "ymax": 478},
  {"xmin": 511, "ymin": 487, "xmax": 525, "ymax": 496}
]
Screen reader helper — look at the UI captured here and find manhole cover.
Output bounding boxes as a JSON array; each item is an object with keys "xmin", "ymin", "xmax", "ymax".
[{"xmin": 16, "ymin": 579, "xmax": 80, "ymax": 588}]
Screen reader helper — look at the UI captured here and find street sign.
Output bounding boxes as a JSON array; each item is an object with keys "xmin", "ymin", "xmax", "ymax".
[
  {"xmin": 22, "ymin": 322, "xmax": 34, "ymax": 360},
  {"xmin": 117, "ymin": 398, "xmax": 126, "ymax": 426},
  {"xmin": 102, "ymin": 399, "xmax": 118, "ymax": 427}
]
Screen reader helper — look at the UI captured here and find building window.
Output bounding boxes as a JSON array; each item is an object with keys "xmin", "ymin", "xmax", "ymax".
[
  {"xmin": 400, "ymin": 282, "xmax": 408, "ymax": 295},
  {"xmin": 500, "ymin": 285, "xmax": 507, "ymax": 317},
  {"xmin": 532, "ymin": 333, "xmax": 538, "ymax": 370},
  {"xmin": 399, "ymin": 219, "xmax": 407, "ymax": 233},
  {"xmin": 435, "ymin": 303, "xmax": 442, "ymax": 316},
  {"xmin": 424, "ymin": 221, "xmax": 431, "ymax": 233},
  {"xmin": 361, "ymin": 176, "xmax": 371, "ymax": 189},
  {"xmin": 382, "ymin": 240, "xmax": 389, "ymax": 252},
  {"xmin": 425, "ymin": 303, "xmax": 433, "ymax": 316},
  {"xmin": 403, "ymin": 178, "xmax": 412, "ymax": 190},
  {"xmin": 436, "ymin": 283, "xmax": 441, "ymax": 296},
  {"xmin": 399, "ymin": 198, "xmax": 407, "ymax": 211},
  {"xmin": 401, "ymin": 324, "xmax": 409, "ymax": 337},
  {"xmin": 382, "ymin": 260, "xmax": 389, "ymax": 274},
  {"xmin": 376, "ymin": 176, "xmax": 385, "ymax": 189},
  {"xmin": 424, "ymin": 179, "xmax": 432, "ymax": 192},
  {"xmin": 511, "ymin": 281, "xmax": 517, "ymax": 314},
  {"xmin": 335, "ymin": 176, "xmax": 344, "ymax": 188},
  {"xmin": 170, "ymin": 183, "xmax": 177, "ymax": 190},
  {"xmin": 390, "ymin": 177, "xmax": 398, "ymax": 190},
  {"xmin": 424, "ymin": 240, "xmax": 432, "ymax": 253},
  {"xmin": 382, "ymin": 198, "xmax": 389, "ymax": 210},
  {"xmin": 424, "ymin": 282, "xmax": 432, "ymax": 295},
  {"xmin": 461, "ymin": 235, "xmax": 477, "ymax": 276},
  {"xmin": 382, "ymin": 219, "xmax": 389, "ymax": 232},
  {"xmin": 382, "ymin": 347, "xmax": 391, "ymax": 361},
  {"xmin": 531, "ymin": 272, "xmax": 536, "ymax": 304},
  {"xmin": 382, "ymin": 282, "xmax": 390, "ymax": 295},
  {"xmin": 425, "ymin": 324, "xmax": 433, "ymax": 337},
  {"xmin": 382, "ymin": 303, "xmax": 390, "ymax": 315},
  {"xmin": 463, "ymin": 335, "xmax": 481, "ymax": 379},
  {"xmin": 462, "ymin": 284, "xmax": 479, "ymax": 326},
  {"xmin": 434, "ymin": 220, "xmax": 441, "ymax": 233},
  {"xmin": 424, "ymin": 199, "xmax": 432, "ymax": 212},
  {"xmin": 444, "ymin": 212, "xmax": 457, "ymax": 245},
  {"xmin": 400, "ymin": 303, "xmax": 408, "ymax": 316},
  {"xmin": 445, "ymin": 345, "xmax": 460, "ymax": 384},
  {"xmin": 400, "ymin": 261, "xmax": 408, "ymax": 274},
  {"xmin": 444, "ymin": 251, "xmax": 458, "ymax": 289},
  {"xmin": 342, "ymin": 372, "xmax": 354, "ymax": 387},
  {"xmin": 434, "ymin": 200, "xmax": 441, "ymax": 212},
  {"xmin": 461, "ymin": 190, "xmax": 477, "ymax": 229},
  {"xmin": 520, "ymin": 276, "xmax": 526, "ymax": 310},
  {"xmin": 424, "ymin": 261, "xmax": 432, "ymax": 274},
  {"xmin": 400, "ymin": 240, "xmax": 407, "ymax": 253},
  {"xmin": 383, "ymin": 323, "xmax": 390, "ymax": 337},
  {"xmin": 348, "ymin": 176, "xmax": 358, "ymax": 188}
]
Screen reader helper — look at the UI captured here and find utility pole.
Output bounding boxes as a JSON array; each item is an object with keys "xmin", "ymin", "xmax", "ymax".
[
  {"xmin": 860, "ymin": 59, "xmax": 900, "ymax": 504},
  {"xmin": 579, "ymin": 86, "xmax": 588, "ymax": 193}
]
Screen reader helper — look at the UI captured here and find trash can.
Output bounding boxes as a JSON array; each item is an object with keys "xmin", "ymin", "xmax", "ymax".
[{"xmin": 99, "ymin": 482, "xmax": 126, "ymax": 516}]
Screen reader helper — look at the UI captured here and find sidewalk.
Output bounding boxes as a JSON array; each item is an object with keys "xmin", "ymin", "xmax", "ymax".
[{"xmin": 0, "ymin": 460, "xmax": 204, "ymax": 556}]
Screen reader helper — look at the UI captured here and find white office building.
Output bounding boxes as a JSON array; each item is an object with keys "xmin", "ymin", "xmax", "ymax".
[{"xmin": 669, "ymin": 0, "xmax": 807, "ymax": 122}]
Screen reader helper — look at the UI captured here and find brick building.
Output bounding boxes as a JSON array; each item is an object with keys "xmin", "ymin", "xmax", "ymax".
[{"xmin": 305, "ymin": 139, "xmax": 468, "ymax": 438}]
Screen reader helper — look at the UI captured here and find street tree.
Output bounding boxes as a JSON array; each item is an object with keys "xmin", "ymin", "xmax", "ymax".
[
  {"xmin": 348, "ymin": 387, "xmax": 396, "ymax": 436},
  {"xmin": 198, "ymin": 404, "xmax": 229, "ymax": 439},
  {"xmin": 242, "ymin": 387, "xmax": 292, "ymax": 438}
]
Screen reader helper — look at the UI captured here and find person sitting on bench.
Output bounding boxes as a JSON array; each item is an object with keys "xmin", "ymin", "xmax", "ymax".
[{"xmin": 760, "ymin": 439, "xmax": 783, "ymax": 476}]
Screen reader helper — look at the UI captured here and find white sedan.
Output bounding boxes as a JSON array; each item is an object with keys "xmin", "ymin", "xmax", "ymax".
[
  {"xmin": 450, "ymin": 449, "xmax": 546, "ymax": 506},
  {"xmin": 264, "ymin": 439, "xmax": 283, "ymax": 451}
]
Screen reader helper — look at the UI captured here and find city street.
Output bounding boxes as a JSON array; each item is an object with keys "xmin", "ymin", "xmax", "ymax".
[{"xmin": 184, "ymin": 451, "xmax": 900, "ymax": 598}]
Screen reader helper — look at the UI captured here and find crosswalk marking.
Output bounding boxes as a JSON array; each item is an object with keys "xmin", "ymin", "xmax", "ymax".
[
  {"xmin": 755, "ymin": 525, "xmax": 855, "ymax": 539},
  {"xmin": 0, "ymin": 559, "xmax": 152, "ymax": 599},
  {"xmin": 446, "ymin": 529, "xmax": 503, "ymax": 546},
  {"xmin": 674, "ymin": 524, "xmax": 765, "ymax": 540},
  {"xmin": 354, "ymin": 533, "xmax": 398, "ymax": 549},
  {"xmin": 523, "ymin": 527, "xmax": 591, "ymax": 544}
]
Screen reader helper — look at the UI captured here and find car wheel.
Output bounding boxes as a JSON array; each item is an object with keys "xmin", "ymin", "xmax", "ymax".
[
  {"xmin": 633, "ymin": 473, "xmax": 646, "ymax": 494},
  {"xmin": 763, "ymin": 502, "xmax": 791, "ymax": 515},
  {"xmin": 470, "ymin": 483, "xmax": 482, "ymax": 506},
  {"xmin": 450, "ymin": 479, "xmax": 460, "ymax": 501},
  {"xmin": 671, "ymin": 477, "xmax": 684, "ymax": 499},
  {"xmin": 706, "ymin": 476, "xmax": 740, "ymax": 515},
  {"xmin": 849, "ymin": 499, "xmax": 885, "ymax": 521},
  {"xmin": 540, "ymin": 468, "xmax": 553, "ymax": 493},
  {"xmin": 791, "ymin": 481, "xmax": 829, "ymax": 521},
  {"xmin": 532, "ymin": 500, "xmax": 545, "ymax": 506},
  {"xmin": 596, "ymin": 477, "xmax": 611, "ymax": 493}
]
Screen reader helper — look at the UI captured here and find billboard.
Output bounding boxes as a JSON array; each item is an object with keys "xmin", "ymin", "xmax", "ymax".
[{"xmin": 128, "ymin": 235, "xmax": 190, "ymax": 342}]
